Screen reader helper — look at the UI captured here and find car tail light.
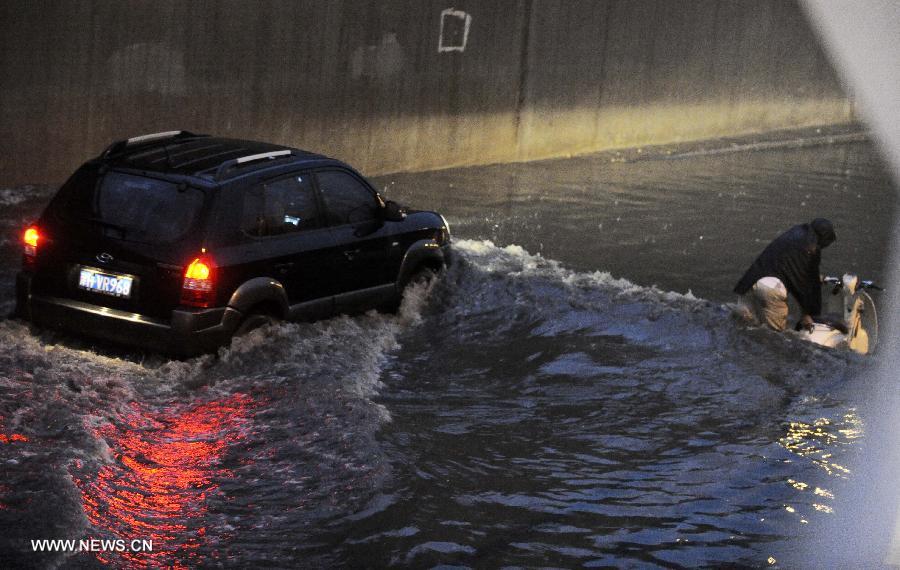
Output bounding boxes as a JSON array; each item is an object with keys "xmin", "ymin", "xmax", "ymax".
[
  {"xmin": 22, "ymin": 225, "xmax": 40, "ymax": 269},
  {"xmin": 181, "ymin": 256, "xmax": 216, "ymax": 308}
]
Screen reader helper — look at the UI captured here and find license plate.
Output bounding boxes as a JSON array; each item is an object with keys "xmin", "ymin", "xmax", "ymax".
[{"xmin": 78, "ymin": 267, "xmax": 134, "ymax": 298}]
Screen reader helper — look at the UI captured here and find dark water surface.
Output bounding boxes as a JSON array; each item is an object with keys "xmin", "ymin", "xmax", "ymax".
[{"xmin": 0, "ymin": 129, "xmax": 896, "ymax": 568}]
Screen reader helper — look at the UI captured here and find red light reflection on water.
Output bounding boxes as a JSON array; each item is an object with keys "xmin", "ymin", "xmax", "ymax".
[
  {"xmin": 0, "ymin": 433, "xmax": 28, "ymax": 444},
  {"xmin": 0, "ymin": 432, "xmax": 28, "ymax": 510},
  {"xmin": 73, "ymin": 393, "xmax": 257, "ymax": 568}
]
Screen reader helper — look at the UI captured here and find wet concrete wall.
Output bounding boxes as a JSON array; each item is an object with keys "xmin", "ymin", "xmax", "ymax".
[{"xmin": 0, "ymin": 0, "xmax": 849, "ymax": 185}]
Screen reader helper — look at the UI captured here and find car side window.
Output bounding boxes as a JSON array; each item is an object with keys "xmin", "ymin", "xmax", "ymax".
[
  {"xmin": 241, "ymin": 172, "xmax": 320, "ymax": 237},
  {"xmin": 316, "ymin": 170, "xmax": 379, "ymax": 226}
]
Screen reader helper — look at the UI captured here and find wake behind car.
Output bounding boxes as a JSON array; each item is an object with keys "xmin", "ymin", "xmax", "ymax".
[{"xmin": 15, "ymin": 131, "xmax": 451, "ymax": 356}]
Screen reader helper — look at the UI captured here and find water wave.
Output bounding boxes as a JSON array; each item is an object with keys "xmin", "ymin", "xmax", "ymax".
[{"xmin": 0, "ymin": 239, "xmax": 869, "ymax": 567}]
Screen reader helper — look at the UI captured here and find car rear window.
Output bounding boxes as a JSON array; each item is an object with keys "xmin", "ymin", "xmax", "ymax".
[{"xmin": 52, "ymin": 169, "xmax": 205, "ymax": 244}]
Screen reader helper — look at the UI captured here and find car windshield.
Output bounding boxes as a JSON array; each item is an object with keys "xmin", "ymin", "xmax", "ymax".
[{"xmin": 56, "ymin": 169, "xmax": 205, "ymax": 244}]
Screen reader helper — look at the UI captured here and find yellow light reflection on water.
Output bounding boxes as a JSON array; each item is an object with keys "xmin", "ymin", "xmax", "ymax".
[
  {"xmin": 779, "ymin": 409, "xmax": 863, "ymax": 478},
  {"xmin": 776, "ymin": 408, "xmax": 864, "ymax": 530}
]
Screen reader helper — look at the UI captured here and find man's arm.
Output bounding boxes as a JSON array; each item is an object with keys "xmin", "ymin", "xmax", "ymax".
[{"xmin": 799, "ymin": 250, "xmax": 823, "ymax": 317}]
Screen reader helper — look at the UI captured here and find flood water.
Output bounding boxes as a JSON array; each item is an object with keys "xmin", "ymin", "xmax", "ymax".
[{"xmin": 0, "ymin": 126, "xmax": 897, "ymax": 568}]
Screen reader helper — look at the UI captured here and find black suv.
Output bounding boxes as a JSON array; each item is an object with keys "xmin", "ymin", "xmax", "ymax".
[{"xmin": 15, "ymin": 131, "xmax": 451, "ymax": 356}]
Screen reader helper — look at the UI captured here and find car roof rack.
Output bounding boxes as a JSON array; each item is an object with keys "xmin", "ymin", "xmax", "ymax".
[
  {"xmin": 101, "ymin": 130, "xmax": 204, "ymax": 158},
  {"xmin": 213, "ymin": 150, "xmax": 295, "ymax": 181}
]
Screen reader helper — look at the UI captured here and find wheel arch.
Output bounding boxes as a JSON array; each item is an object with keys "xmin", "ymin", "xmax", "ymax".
[
  {"xmin": 227, "ymin": 277, "xmax": 290, "ymax": 319},
  {"xmin": 396, "ymin": 239, "xmax": 447, "ymax": 290}
]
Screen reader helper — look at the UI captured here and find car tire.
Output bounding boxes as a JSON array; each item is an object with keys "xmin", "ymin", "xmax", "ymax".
[
  {"xmin": 234, "ymin": 311, "xmax": 277, "ymax": 337},
  {"xmin": 382, "ymin": 265, "xmax": 439, "ymax": 314},
  {"xmin": 408, "ymin": 266, "xmax": 437, "ymax": 287},
  {"xmin": 402, "ymin": 265, "xmax": 442, "ymax": 298}
]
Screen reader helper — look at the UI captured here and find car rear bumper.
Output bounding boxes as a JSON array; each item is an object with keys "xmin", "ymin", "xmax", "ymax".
[{"xmin": 16, "ymin": 273, "xmax": 240, "ymax": 356}]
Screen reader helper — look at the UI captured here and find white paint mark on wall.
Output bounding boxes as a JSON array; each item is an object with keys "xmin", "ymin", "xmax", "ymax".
[{"xmin": 438, "ymin": 8, "xmax": 471, "ymax": 53}]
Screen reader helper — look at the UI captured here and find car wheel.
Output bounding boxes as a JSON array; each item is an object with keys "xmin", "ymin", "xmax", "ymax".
[
  {"xmin": 383, "ymin": 266, "xmax": 441, "ymax": 314},
  {"xmin": 401, "ymin": 265, "xmax": 442, "ymax": 298},
  {"xmin": 410, "ymin": 267, "xmax": 437, "ymax": 287},
  {"xmin": 234, "ymin": 311, "xmax": 277, "ymax": 337}
]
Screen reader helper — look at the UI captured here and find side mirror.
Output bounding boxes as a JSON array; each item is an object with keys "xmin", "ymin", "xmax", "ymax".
[{"xmin": 383, "ymin": 200, "xmax": 406, "ymax": 222}]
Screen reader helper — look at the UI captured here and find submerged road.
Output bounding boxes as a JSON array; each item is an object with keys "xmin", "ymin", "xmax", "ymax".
[{"xmin": 0, "ymin": 127, "xmax": 896, "ymax": 567}]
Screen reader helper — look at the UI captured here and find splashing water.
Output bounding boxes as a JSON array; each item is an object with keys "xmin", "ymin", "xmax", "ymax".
[{"xmin": 0, "ymin": 133, "xmax": 896, "ymax": 567}]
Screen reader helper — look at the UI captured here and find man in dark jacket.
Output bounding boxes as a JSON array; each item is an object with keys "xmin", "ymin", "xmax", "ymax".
[{"xmin": 734, "ymin": 218, "xmax": 836, "ymax": 331}]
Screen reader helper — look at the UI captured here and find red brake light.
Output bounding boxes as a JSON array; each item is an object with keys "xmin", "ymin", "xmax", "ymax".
[
  {"xmin": 23, "ymin": 226, "xmax": 39, "ymax": 255},
  {"xmin": 181, "ymin": 256, "xmax": 216, "ymax": 308},
  {"xmin": 22, "ymin": 226, "xmax": 40, "ymax": 269}
]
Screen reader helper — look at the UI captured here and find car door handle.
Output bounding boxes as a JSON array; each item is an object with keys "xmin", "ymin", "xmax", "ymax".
[
  {"xmin": 343, "ymin": 248, "xmax": 362, "ymax": 261},
  {"xmin": 274, "ymin": 262, "xmax": 295, "ymax": 274}
]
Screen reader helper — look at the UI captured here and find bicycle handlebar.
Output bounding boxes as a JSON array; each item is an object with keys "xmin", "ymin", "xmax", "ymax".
[{"xmin": 823, "ymin": 276, "xmax": 883, "ymax": 291}]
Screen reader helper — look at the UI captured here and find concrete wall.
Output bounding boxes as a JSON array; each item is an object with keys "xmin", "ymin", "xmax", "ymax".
[{"xmin": 0, "ymin": 0, "xmax": 850, "ymax": 185}]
